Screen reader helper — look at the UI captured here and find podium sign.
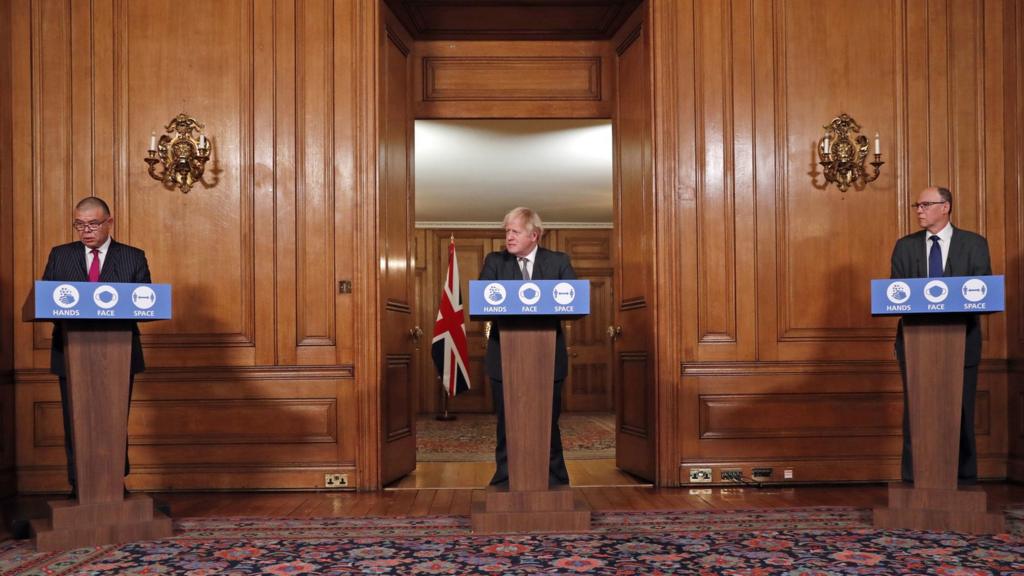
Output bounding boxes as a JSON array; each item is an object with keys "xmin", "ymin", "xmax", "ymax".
[
  {"xmin": 870, "ymin": 275, "xmax": 1003, "ymax": 315},
  {"xmin": 34, "ymin": 281, "xmax": 172, "ymax": 320},
  {"xmin": 468, "ymin": 280, "xmax": 590, "ymax": 317}
]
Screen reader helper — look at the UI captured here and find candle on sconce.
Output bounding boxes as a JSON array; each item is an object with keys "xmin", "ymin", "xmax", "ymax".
[
  {"xmin": 199, "ymin": 134, "xmax": 207, "ymax": 148},
  {"xmin": 823, "ymin": 135, "xmax": 830, "ymax": 154},
  {"xmin": 874, "ymin": 132, "xmax": 880, "ymax": 155},
  {"xmin": 149, "ymin": 132, "xmax": 157, "ymax": 151}
]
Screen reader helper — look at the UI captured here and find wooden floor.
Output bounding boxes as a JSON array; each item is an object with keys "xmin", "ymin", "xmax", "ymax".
[
  {"xmin": 150, "ymin": 482, "xmax": 1024, "ymax": 518},
  {"xmin": 4, "ymin": 483, "xmax": 1023, "ymax": 534},
  {"xmin": 389, "ymin": 459, "xmax": 648, "ymax": 489}
]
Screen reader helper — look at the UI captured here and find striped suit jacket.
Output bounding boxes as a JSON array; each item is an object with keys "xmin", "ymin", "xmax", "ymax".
[{"xmin": 42, "ymin": 239, "xmax": 152, "ymax": 375}]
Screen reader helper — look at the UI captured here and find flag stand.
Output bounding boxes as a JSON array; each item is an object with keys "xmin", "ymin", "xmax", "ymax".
[{"xmin": 436, "ymin": 376, "xmax": 456, "ymax": 421}]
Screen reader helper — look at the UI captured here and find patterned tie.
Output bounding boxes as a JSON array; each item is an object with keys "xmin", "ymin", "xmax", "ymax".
[
  {"xmin": 88, "ymin": 249, "xmax": 101, "ymax": 282},
  {"xmin": 519, "ymin": 257, "xmax": 531, "ymax": 281},
  {"xmin": 928, "ymin": 235, "xmax": 943, "ymax": 278}
]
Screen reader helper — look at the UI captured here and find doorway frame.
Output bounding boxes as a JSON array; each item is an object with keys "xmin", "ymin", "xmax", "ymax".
[{"xmin": 356, "ymin": 0, "xmax": 679, "ymax": 490}]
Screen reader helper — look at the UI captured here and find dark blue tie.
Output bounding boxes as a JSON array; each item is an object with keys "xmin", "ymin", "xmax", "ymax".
[{"xmin": 928, "ymin": 235, "xmax": 943, "ymax": 277}]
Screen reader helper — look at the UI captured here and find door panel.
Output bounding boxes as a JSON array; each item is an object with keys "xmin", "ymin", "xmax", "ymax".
[
  {"xmin": 564, "ymin": 271, "xmax": 614, "ymax": 412},
  {"xmin": 612, "ymin": 3, "xmax": 656, "ymax": 481},
  {"xmin": 379, "ymin": 5, "xmax": 416, "ymax": 486}
]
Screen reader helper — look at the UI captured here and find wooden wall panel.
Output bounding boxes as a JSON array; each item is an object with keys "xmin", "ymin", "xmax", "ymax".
[
  {"xmin": 1008, "ymin": 0, "xmax": 1024, "ymax": 481},
  {"xmin": 10, "ymin": 0, "xmax": 366, "ymax": 492},
  {"xmin": 125, "ymin": 1, "xmax": 259, "ymax": 365},
  {"xmin": 665, "ymin": 0, "xmax": 1017, "ymax": 485},
  {"xmin": 414, "ymin": 41, "xmax": 613, "ymax": 118},
  {"xmin": 774, "ymin": 0, "xmax": 899, "ymax": 354},
  {"xmin": 0, "ymin": 0, "xmax": 14, "ymax": 498}
]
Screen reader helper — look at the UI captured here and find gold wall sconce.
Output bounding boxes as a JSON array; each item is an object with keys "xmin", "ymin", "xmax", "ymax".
[
  {"xmin": 818, "ymin": 113, "xmax": 884, "ymax": 192},
  {"xmin": 144, "ymin": 113, "xmax": 212, "ymax": 193}
]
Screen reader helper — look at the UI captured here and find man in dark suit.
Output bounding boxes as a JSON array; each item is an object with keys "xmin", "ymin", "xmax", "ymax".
[
  {"xmin": 42, "ymin": 196, "xmax": 151, "ymax": 496},
  {"xmin": 891, "ymin": 186, "xmax": 991, "ymax": 484},
  {"xmin": 480, "ymin": 207, "xmax": 576, "ymax": 487}
]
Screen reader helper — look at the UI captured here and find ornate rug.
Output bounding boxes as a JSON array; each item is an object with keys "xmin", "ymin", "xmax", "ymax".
[
  {"xmin": 417, "ymin": 413, "xmax": 615, "ymax": 462},
  {"xmin": 2, "ymin": 507, "xmax": 1022, "ymax": 575}
]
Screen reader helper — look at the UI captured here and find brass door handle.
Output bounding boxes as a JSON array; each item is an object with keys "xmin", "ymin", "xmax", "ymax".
[
  {"xmin": 606, "ymin": 325, "xmax": 622, "ymax": 340},
  {"xmin": 409, "ymin": 326, "xmax": 423, "ymax": 343}
]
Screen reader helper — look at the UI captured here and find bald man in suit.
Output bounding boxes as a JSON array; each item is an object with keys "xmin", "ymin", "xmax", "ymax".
[
  {"xmin": 480, "ymin": 207, "xmax": 576, "ymax": 487},
  {"xmin": 43, "ymin": 196, "xmax": 151, "ymax": 496},
  {"xmin": 891, "ymin": 186, "xmax": 991, "ymax": 484}
]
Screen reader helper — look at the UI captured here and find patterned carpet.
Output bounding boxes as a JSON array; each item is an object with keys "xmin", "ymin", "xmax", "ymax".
[
  {"xmin": 417, "ymin": 413, "xmax": 615, "ymax": 462},
  {"xmin": 2, "ymin": 507, "xmax": 1022, "ymax": 574}
]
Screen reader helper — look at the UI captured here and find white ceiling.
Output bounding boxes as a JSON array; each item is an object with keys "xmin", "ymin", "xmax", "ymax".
[{"xmin": 414, "ymin": 119, "xmax": 613, "ymax": 227}]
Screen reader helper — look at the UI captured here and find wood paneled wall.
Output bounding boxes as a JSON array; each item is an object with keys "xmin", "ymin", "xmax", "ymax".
[
  {"xmin": 654, "ymin": 0, "xmax": 1020, "ymax": 484},
  {"xmin": 0, "ymin": 0, "xmax": 17, "ymax": 498},
  {"xmin": 1007, "ymin": 0, "xmax": 1024, "ymax": 481},
  {"xmin": 414, "ymin": 40, "xmax": 614, "ymax": 118},
  {"xmin": 8, "ymin": 0, "xmax": 371, "ymax": 492},
  {"xmin": 4, "ymin": 0, "xmax": 1023, "ymax": 492}
]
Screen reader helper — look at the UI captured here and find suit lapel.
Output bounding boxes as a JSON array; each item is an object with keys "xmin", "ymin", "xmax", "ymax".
[
  {"xmin": 913, "ymin": 232, "xmax": 927, "ymax": 278},
  {"xmin": 946, "ymin": 226, "xmax": 963, "ymax": 276},
  {"xmin": 74, "ymin": 244, "xmax": 89, "ymax": 279},
  {"xmin": 532, "ymin": 248, "xmax": 549, "ymax": 280},
  {"xmin": 99, "ymin": 241, "xmax": 119, "ymax": 282}
]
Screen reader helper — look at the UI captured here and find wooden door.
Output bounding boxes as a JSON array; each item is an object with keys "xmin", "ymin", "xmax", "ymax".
[
  {"xmin": 564, "ymin": 271, "xmax": 614, "ymax": 412},
  {"xmin": 378, "ymin": 5, "xmax": 417, "ymax": 486},
  {"xmin": 612, "ymin": 3, "xmax": 657, "ymax": 481},
  {"xmin": 556, "ymin": 230, "xmax": 615, "ymax": 413}
]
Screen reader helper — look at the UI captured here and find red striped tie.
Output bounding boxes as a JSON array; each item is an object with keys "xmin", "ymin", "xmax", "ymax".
[{"xmin": 88, "ymin": 249, "xmax": 100, "ymax": 282}]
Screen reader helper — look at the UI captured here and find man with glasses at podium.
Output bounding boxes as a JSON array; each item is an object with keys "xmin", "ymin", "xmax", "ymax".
[
  {"xmin": 42, "ymin": 196, "xmax": 151, "ymax": 497},
  {"xmin": 891, "ymin": 186, "xmax": 991, "ymax": 484},
  {"xmin": 480, "ymin": 207, "xmax": 576, "ymax": 487}
]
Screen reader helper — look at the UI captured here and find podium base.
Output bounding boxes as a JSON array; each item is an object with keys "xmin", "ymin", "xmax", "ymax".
[
  {"xmin": 471, "ymin": 485, "xmax": 590, "ymax": 533},
  {"xmin": 31, "ymin": 494, "xmax": 173, "ymax": 551},
  {"xmin": 873, "ymin": 483, "xmax": 1004, "ymax": 534}
]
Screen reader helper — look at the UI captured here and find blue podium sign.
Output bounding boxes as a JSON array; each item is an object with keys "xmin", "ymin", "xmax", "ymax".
[
  {"xmin": 34, "ymin": 281, "xmax": 172, "ymax": 320},
  {"xmin": 469, "ymin": 280, "xmax": 590, "ymax": 317},
  {"xmin": 870, "ymin": 275, "xmax": 1004, "ymax": 315}
]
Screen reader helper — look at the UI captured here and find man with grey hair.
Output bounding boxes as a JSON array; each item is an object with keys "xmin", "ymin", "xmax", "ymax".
[
  {"xmin": 480, "ymin": 207, "xmax": 576, "ymax": 487},
  {"xmin": 890, "ymin": 186, "xmax": 991, "ymax": 484}
]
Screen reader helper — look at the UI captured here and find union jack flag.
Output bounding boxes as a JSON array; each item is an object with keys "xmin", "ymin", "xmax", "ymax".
[{"xmin": 431, "ymin": 237, "xmax": 471, "ymax": 396}]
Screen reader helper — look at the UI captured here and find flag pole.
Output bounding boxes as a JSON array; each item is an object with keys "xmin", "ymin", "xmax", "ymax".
[{"xmin": 436, "ymin": 376, "xmax": 456, "ymax": 421}]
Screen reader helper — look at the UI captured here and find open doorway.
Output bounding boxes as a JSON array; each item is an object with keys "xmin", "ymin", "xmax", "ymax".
[
  {"xmin": 388, "ymin": 119, "xmax": 646, "ymax": 489},
  {"xmin": 375, "ymin": 0, "xmax": 659, "ymax": 491}
]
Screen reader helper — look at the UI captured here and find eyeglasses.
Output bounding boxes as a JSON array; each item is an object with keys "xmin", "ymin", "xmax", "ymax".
[
  {"xmin": 72, "ymin": 218, "xmax": 110, "ymax": 232},
  {"xmin": 911, "ymin": 201, "xmax": 948, "ymax": 210}
]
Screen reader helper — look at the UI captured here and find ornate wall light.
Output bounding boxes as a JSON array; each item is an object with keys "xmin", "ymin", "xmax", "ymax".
[
  {"xmin": 818, "ymin": 113, "xmax": 884, "ymax": 192},
  {"xmin": 144, "ymin": 113, "xmax": 212, "ymax": 193}
]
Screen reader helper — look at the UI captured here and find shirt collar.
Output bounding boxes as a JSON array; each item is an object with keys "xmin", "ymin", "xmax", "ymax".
[
  {"xmin": 520, "ymin": 245, "xmax": 538, "ymax": 263},
  {"xmin": 84, "ymin": 237, "xmax": 112, "ymax": 255},
  {"xmin": 932, "ymin": 222, "xmax": 953, "ymax": 243}
]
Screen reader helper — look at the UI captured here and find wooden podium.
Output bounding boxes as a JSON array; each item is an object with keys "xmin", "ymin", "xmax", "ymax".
[
  {"xmin": 470, "ymin": 317, "xmax": 591, "ymax": 533},
  {"xmin": 873, "ymin": 316, "xmax": 1003, "ymax": 533},
  {"xmin": 27, "ymin": 281, "xmax": 172, "ymax": 551}
]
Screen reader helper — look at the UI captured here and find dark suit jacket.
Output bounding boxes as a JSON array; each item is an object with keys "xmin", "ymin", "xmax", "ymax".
[
  {"xmin": 479, "ymin": 247, "xmax": 576, "ymax": 381},
  {"xmin": 42, "ymin": 240, "xmax": 152, "ymax": 375},
  {"xmin": 891, "ymin": 226, "xmax": 992, "ymax": 366}
]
